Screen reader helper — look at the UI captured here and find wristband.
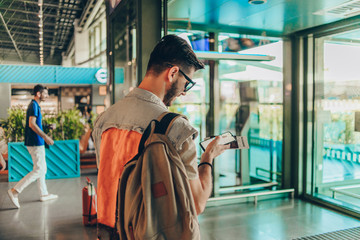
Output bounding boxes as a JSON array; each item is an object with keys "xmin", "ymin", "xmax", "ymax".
[{"xmin": 198, "ymin": 162, "xmax": 213, "ymax": 171}]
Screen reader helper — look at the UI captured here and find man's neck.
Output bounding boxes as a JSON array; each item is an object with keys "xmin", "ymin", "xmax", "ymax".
[
  {"xmin": 138, "ymin": 75, "xmax": 166, "ymax": 101},
  {"xmin": 34, "ymin": 97, "xmax": 41, "ymax": 104}
]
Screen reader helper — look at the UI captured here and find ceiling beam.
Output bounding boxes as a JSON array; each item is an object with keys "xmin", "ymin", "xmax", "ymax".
[
  {"xmin": 4, "ymin": 17, "xmax": 58, "ymax": 27},
  {"xmin": 1, "ymin": 40, "xmax": 62, "ymax": 47},
  {"xmin": 1, "ymin": 44, "xmax": 59, "ymax": 52},
  {"xmin": 0, "ymin": 7, "xmax": 69, "ymax": 18},
  {"xmin": 20, "ymin": 0, "xmax": 83, "ymax": 11},
  {"xmin": 78, "ymin": 0, "xmax": 97, "ymax": 29},
  {"xmin": 0, "ymin": 30, "xmax": 53, "ymax": 38},
  {"xmin": 0, "ymin": 11, "xmax": 23, "ymax": 61},
  {"xmin": 0, "ymin": 47, "xmax": 49, "ymax": 53},
  {"xmin": 6, "ymin": 25, "xmax": 55, "ymax": 32},
  {"xmin": 50, "ymin": 0, "xmax": 62, "ymax": 57},
  {"xmin": 82, "ymin": 1, "xmax": 104, "ymax": 31}
]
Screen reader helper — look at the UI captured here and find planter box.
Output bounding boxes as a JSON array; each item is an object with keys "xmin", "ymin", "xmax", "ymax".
[{"xmin": 8, "ymin": 140, "xmax": 80, "ymax": 182}]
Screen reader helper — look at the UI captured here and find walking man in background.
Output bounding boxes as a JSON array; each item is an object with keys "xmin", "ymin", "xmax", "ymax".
[{"xmin": 8, "ymin": 84, "xmax": 58, "ymax": 209}]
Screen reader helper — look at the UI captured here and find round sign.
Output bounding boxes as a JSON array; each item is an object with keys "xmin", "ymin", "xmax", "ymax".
[{"xmin": 95, "ymin": 69, "xmax": 107, "ymax": 84}]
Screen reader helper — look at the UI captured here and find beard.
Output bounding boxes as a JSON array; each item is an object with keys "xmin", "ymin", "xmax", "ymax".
[{"xmin": 163, "ymin": 78, "xmax": 180, "ymax": 106}]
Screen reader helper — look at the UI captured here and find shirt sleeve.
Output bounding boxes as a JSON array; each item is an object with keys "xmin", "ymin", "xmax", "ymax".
[
  {"xmin": 177, "ymin": 136, "xmax": 199, "ymax": 180},
  {"xmin": 167, "ymin": 116, "xmax": 199, "ymax": 180},
  {"xmin": 29, "ymin": 103, "xmax": 39, "ymax": 117}
]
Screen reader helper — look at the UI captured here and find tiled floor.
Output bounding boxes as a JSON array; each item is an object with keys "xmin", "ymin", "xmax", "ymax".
[{"xmin": 0, "ymin": 170, "xmax": 359, "ymax": 240}]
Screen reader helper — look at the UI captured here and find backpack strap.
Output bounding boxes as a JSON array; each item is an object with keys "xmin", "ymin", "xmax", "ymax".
[
  {"xmin": 128, "ymin": 112, "xmax": 180, "ymax": 165},
  {"xmin": 154, "ymin": 112, "xmax": 180, "ymax": 135}
]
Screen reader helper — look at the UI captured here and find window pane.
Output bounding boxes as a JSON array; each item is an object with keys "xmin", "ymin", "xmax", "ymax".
[
  {"xmin": 217, "ymin": 36, "xmax": 283, "ymax": 188},
  {"xmin": 310, "ymin": 30, "xmax": 360, "ymax": 210}
]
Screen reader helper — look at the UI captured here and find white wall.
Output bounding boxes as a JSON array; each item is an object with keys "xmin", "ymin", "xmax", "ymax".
[
  {"xmin": 74, "ymin": 19, "xmax": 90, "ymax": 66},
  {"xmin": 0, "ymin": 84, "xmax": 11, "ymax": 119}
]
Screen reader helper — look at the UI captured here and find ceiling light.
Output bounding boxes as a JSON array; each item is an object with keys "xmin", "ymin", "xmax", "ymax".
[
  {"xmin": 248, "ymin": 0, "xmax": 267, "ymax": 4},
  {"xmin": 39, "ymin": 37, "xmax": 43, "ymax": 41}
]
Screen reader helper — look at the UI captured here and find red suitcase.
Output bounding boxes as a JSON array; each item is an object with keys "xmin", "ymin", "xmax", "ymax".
[{"xmin": 82, "ymin": 177, "xmax": 97, "ymax": 226}]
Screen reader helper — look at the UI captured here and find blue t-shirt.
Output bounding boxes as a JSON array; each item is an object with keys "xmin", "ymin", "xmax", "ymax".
[{"xmin": 25, "ymin": 100, "xmax": 44, "ymax": 146}]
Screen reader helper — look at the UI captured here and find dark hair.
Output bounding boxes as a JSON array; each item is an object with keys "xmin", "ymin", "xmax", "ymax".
[
  {"xmin": 146, "ymin": 35, "xmax": 204, "ymax": 75},
  {"xmin": 33, "ymin": 84, "xmax": 48, "ymax": 96}
]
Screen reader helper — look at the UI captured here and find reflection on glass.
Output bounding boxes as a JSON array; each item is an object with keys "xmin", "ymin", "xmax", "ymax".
[
  {"xmin": 311, "ymin": 32, "xmax": 360, "ymax": 208},
  {"xmin": 217, "ymin": 35, "xmax": 283, "ymax": 189},
  {"xmin": 168, "ymin": 30, "xmax": 209, "ymax": 52},
  {"xmin": 112, "ymin": 1, "xmax": 137, "ymax": 102}
]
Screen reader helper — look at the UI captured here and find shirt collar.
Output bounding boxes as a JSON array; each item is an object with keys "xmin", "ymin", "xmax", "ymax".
[
  {"xmin": 128, "ymin": 88, "xmax": 167, "ymax": 110},
  {"xmin": 32, "ymin": 99, "xmax": 40, "ymax": 107}
]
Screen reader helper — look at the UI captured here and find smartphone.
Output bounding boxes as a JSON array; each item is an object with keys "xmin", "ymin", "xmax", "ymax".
[{"xmin": 200, "ymin": 132, "xmax": 236, "ymax": 151}]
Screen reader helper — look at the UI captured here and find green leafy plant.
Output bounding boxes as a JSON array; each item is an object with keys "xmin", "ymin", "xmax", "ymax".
[
  {"xmin": 44, "ymin": 108, "xmax": 85, "ymax": 141},
  {"xmin": 0, "ymin": 106, "xmax": 26, "ymax": 143}
]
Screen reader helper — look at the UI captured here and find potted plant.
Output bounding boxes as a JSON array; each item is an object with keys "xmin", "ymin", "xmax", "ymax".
[{"xmin": 1, "ymin": 107, "xmax": 85, "ymax": 182}]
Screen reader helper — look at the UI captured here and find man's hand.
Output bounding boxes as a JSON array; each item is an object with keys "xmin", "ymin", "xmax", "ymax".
[
  {"xmin": 49, "ymin": 123, "xmax": 57, "ymax": 130},
  {"xmin": 189, "ymin": 136, "xmax": 230, "ymax": 215},
  {"xmin": 44, "ymin": 135, "xmax": 54, "ymax": 145},
  {"xmin": 29, "ymin": 116, "xmax": 55, "ymax": 145},
  {"xmin": 201, "ymin": 136, "xmax": 230, "ymax": 164}
]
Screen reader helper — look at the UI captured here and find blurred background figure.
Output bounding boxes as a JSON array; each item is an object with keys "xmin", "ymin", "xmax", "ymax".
[{"xmin": 0, "ymin": 127, "xmax": 7, "ymax": 171}]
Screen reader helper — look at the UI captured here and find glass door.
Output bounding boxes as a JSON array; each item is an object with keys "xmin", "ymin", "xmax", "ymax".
[
  {"xmin": 308, "ymin": 28, "xmax": 360, "ymax": 211},
  {"xmin": 217, "ymin": 35, "xmax": 284, "ymax": 191}
]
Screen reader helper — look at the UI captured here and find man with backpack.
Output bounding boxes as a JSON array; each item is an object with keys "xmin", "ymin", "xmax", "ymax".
[{"xmin": 93, "ymin": 35, "xmax": 229, "ymax": 239}]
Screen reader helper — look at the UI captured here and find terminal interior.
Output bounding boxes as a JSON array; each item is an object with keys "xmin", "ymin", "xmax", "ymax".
[{"xmin": 1, "ymin": 0, "xmax": 360, "ymax": 239}]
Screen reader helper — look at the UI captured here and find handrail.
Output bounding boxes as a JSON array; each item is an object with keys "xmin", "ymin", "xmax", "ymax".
[
  {"xmin": 330, "ymin": 184, "xmax": 360, "ymax": 199},
  {"xmin": 219, "ymin": 181, "xmax": 278, "ymax": 193},
  {"xmin": 256, "ymin": 167, "xmax": 282, "ymax": 177},
  {"xmin": 209, "ymin": 189, "xmax": 294, "ymax": 205}
]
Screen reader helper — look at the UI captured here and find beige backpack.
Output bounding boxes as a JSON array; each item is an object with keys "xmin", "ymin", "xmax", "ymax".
[{"xmin": 117, "ymin": 112, "xmax": 200, "ymax": 240}]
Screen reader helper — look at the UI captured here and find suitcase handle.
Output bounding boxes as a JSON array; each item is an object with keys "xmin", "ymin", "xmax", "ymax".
[{"xmin": 89, "ymin": 194, "xmax": 93, "ymax": 222}]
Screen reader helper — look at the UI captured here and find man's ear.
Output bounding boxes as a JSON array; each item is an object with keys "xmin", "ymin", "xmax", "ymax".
[
  {"xmin": 36, "ymin": 91, "xmax": 41, "ymax": 98},
  {"xmin": 166, "ymin": 66, "xmax": 179, "ymax": 83}
]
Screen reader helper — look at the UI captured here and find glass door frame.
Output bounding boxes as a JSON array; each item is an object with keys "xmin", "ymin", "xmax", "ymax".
[{"xmin": 299, "ymin": 16, "xmax": 360, "ymax": 219}]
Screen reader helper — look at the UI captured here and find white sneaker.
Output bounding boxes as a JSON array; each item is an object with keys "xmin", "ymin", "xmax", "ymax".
[
  {"xmin": 40, "ymin": 194, "xmax": 58, "ymax": 202},
  {"xmin": 7, "ymin": 189, "xmax": 20, "ymax": 209}
]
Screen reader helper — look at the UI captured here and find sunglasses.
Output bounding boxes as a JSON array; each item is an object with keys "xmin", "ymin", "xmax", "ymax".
[{"xmin": 168, "ymin": 65, "xmax": 196, "ymax": 92}]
